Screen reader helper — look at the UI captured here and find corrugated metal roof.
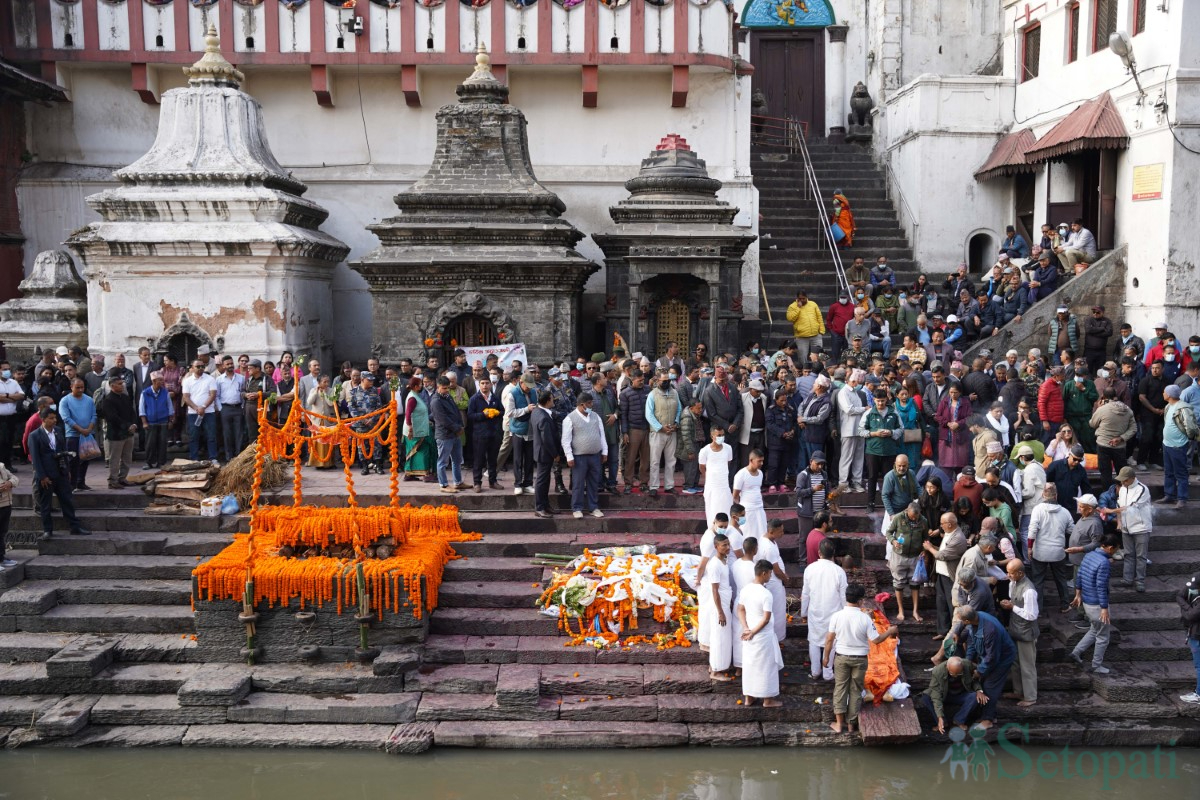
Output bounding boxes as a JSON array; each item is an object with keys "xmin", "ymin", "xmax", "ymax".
[
  {"xmin": 1024, "ymin": 92, "xmax": 1129, "ymax": 163},
  {"xmin": 974, "ymin": 128, "xmax": 1038, "ymax": 181}
]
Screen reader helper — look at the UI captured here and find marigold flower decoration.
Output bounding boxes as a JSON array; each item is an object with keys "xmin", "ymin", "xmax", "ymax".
[{"xmin": 424, "ymin": 338, "xmax": 434, "ymax": 348}]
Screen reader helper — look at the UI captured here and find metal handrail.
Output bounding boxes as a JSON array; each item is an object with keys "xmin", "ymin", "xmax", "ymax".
[
  {"xmin": 883, "ymin": 157, "xmax": 920, "ymax": 255},
  {"xmin": 789, "ymin": 119, "xmax": 851, "ymax": 298}
]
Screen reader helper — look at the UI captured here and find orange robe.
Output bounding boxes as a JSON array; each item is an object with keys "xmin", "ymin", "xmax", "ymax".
[{"xmin": 864, "ymin": 608, "xmax": 900, "ymax": 703}]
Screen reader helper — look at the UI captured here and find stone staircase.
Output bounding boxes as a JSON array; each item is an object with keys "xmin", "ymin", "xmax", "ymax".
[
  {"xmin": 1, "ymin": 483, "xmax": 1199, "ymax": 750},
  {"xmin": 754, "ymin": 140, "xmax": 918, "ymax": 347}
]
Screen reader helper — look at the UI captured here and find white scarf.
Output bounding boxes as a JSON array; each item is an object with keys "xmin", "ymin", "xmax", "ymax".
[{"xmin": 985, "ymin": 412, "xmax": 1011, "ymax": 447}]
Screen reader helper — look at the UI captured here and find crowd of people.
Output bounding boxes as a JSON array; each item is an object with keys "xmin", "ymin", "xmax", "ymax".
[{"xmin": 2, "ymin": 298, "xmax": 1199, "ymax": 731}]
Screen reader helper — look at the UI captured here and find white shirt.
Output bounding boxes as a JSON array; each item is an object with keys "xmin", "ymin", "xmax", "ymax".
[
  {"xmin": 0, "ymin": 378, "xmax": 23, "ymax": 416},
  {"xmin": 1010, "ymin": 582, "xmax": 1040, "ymax": 621},
  {"xmin": 181, "ymin": 371, "xmax": 218, "ymax": 414},
  {"xmin": 732, "ymin": 467, "xmax": 764, "ymax": 509},
  {"xmin": 756, "ymin": 536, "xmax": 785, "ymax": 586},
  {"xmin": 44, "ymin": 426, "xmax": 57, "ymax": 451},
  {"xmin": 214, "ymin": 371, "xmax": 245, "ymax": 408},
  {"xmin": 800, "ymin": 559, "xmax": 848, "ymax": 624},
  {"xmin": 827, "ymin": 606, "xmax": 874, "ymax": 656}
]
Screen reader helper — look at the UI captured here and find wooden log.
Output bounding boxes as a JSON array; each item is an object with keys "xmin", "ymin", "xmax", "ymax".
[{"xmin": 154, "ymin": 487, "xmax": 206, "ymax": 502}]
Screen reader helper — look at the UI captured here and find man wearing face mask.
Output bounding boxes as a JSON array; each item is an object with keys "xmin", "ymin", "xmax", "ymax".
[
  {"xmin": 0, "ymin": 363, "xmax": 25, "ymax": 472},
  {"xmin": 825, "ymin": 291, "xmax": 856, "ymax": 363},
  {"xmin": 1136, "ymin": 360, "xmax": 1169, "ymax": 472},
  {"xmin": 645, "ymin": 370, "xmax": 681, "ymax": 497}
]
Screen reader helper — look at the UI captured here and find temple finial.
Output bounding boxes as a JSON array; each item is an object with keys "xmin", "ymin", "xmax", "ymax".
[{"xmin": 183, "ymin": 23, "xmax": 245, "ymax": 88}]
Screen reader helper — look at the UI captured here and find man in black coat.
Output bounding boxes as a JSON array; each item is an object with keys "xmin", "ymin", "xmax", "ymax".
[
  {"xmin": 531, "ymin": 390, "xmax": 557, "ymax": 518},
  {"xmin": 29, "ymin": 408, "xmax": 88, "ymax": 539},
  {"xmin": 466, "ymin": 375, "xmax": 504, "ymax": 492},
  {"xmin": 430, "ymin": 376, "xmax": 465, "ymax": 493}
]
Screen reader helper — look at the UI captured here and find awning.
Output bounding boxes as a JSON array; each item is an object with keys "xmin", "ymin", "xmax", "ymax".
[
  {"xmin": 1024, "ymin": 92, "xmax": 1129, "ymax": 163},
  {"xmin": 974, "ymin": 128, "xmax": 1038, "ymax": 181},
  {"xmin": 0, "ymin": 60, "xmax": 67, "ymax": 103}
]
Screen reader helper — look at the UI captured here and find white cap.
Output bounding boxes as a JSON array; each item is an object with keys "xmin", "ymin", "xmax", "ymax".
[
  {"xmin": 1077, "ymin": 494, "xmax": 1098, "ymax": 507},
  {"xmin": 748, "ymin": 379, "xmax": 766, "ymax": 391},
  {"xmin": 197, "ymin": 344, "xmax": 212, "ymax": 355},
  {"xmin": 946, "ymin": 314, "xmax": 959, "ymax": 323},
  {"xmin": 1056, "ymin": 306, "xmax": 1069, "ymax": 313},
  {"xmin": 54, "ymin": 346, "xmax": 69, "ymax": 356}
]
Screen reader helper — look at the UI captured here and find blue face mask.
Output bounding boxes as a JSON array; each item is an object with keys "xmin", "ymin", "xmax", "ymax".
[
  {"xmin": 737, "ymin": 516, "xmax": 747, "ymax": 526},
  {"xmin": 0, "ymin": 370, "xmax": 9, "ymax": 380},
  {"xmin": 751, "ymin": 348, "xmax": 760, "ymax": 355}
]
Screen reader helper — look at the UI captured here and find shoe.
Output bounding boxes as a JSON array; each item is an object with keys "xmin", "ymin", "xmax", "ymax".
[
  {"xmin": 591, "ymin": 509, "xmax": 604, "ymax": 518},
  {"xmin": 440, "ymin": 485, "xmax": 458, "ymax": 494},
  {"xmin": 555, "ymin": 484, "xmax": 568, "ymax": 495},
  {"xmin": 866, "ymin": 503, "xmax": 875, "ymax": 513},
  {"xmin": 455, "ymin": 482, "xmax": 468, "ymax": 490},
  {"xmin": 1113, "ymin": 550, "xmax": 1124, "ymax": 561},
  {"xmin": 1152, "ymin": 463, "xmax": 1164, "ymax": 471},
  {"xmin": 1175, "ymin": 500, "xmax": 1187, "ymax": 509},
  {"xmin": 75, "ymin": 485, "xmax": 91, "ymax": 492},
  {"xmin": 1155, "ymin": 496, "xmax": 1177, "ymax": 505},
  {"xmin": 514, "ymin": 487, "xmax": 524, "ymax": 496},
  {"xmin": 1090, "ymin": 665, "xmax": 1111, "ymax": 674},
  {"xmin": 1180, "ymin": 693, "xmax": 1200, "ymax": 705},
  {"xmin": 0, "ymin": 559, "xmax": 18, "ymax": 569},
  {"xmin": 572, "ymin": 510, "xmax": 583, "ymax": 519},
  {"xmin": 361, "ymin": 468, "xmax": 371, "ymax": 476},
  {"xmin": 534, "ymin": 510, "xmax": 553, "ymax": 519},
  {"xmin": 143, "ymin": 464, "xmax": 155, "ymax": 471},
  {"xmin": 1136, "ymin": 464, "xmax": 1148, "ymax": 473},
  {"xmin": 1073, "ymin": 622, "xmax": 1091, "ymax": 630},
  {"xmin": 473, "ymin": 485, "xmax": 482, "ymax": 493},
  {"xmin": 70, "ymin": 528, "xmax": 91, "ymax": 536},
  {"xmin": 683, "ymin": 487, "xmax": 702, "ymax": 495},
  {"xmin": 1068, "ymin": 651, "xmax": 1083, "ymax": 666},
  {"xmin": 631, "ymin": 486, "xmax": 642, "ymax": 495},
  {"xmin": 119, "ymin": 479, "xmax": 132, "ymax": 487},
  {"xmin": 523, "ymin": 487, "xmax": 535, "ymax": 495},
  {"xmin": 39, "ymin": 531, "xmax": 51, "ymax": 541},
  {"xmin": 1116, "ymin": 578, "xmax": 1133, "ymax": 587},
  {"xmin": 489, "ymin": 483, "xmax": 503, "ymax": 491},
  {"xmin": 1135, "ymin": 585, "xmax": 1145, "ymax": 593},
  {"xmin": 108, "ymin": 483, "xmax": 123, "ymax": 490},
  {"xmin": 649, "ymin": 488, "xmax": 659, "ymax": 498}
]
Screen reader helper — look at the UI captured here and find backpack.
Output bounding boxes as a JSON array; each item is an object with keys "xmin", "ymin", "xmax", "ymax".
[{"xmin": 1172, "ymin": 404, "xmax": 1200, "ymax": 442}]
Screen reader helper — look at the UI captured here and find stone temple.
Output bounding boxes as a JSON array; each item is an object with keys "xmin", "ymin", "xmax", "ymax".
[
  {"xmin": 65, "ymin": 26, "xmax": 349, "ymax": 365},
  {"xmin": 351, "ymin": 46, "xmax": 597, "ymax": 366}
]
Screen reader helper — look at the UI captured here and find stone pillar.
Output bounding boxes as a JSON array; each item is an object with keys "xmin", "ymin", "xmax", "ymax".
[
  {"xmin": 708, "ymin": 283, "xmax": 720, "ymax": 355},
  {"xmin": 827, "ymin": 25, "xmax": 849, "ymax": 140},
  {"xmin": 628, "ymin": 281, "xmax": 641, "ymax": 356}
]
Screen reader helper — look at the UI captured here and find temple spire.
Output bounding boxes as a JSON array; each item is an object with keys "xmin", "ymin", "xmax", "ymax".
[{"xmin": 183, "ymin": 24, "xmax": 245, "ymax": 89}]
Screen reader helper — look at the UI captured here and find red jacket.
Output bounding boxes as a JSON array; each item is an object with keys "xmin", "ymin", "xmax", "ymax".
[
  {"xmin": 826, "ymin": 301, "xmax": 857, "ymax": 337},
  {"xmin": 1037, "ymin": 377, "xmax": 1065, "ymax": 424}
]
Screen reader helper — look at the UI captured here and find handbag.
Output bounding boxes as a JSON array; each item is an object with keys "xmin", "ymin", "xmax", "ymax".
[
  {"xmin": 77, "ymin": 433, "xmax": 102, "ymax": 461},
  {"xmin": 903, "ymin": 428, "xmax": 923, "ymax": 444}
]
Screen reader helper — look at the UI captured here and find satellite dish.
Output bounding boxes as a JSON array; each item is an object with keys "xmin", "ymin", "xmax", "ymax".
[{"xmin": 1109, "ymin": 30, "xmax": 1134, "ymax": 67}]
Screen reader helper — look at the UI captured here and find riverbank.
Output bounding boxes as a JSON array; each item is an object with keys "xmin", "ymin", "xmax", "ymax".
[{"xmin": 1, "ymin": 469, "xmax": 1198, "ymax": 751}]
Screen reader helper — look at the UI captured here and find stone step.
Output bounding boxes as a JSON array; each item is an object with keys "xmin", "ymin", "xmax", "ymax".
[
  {"xmin": 404, "ymin": 663, "xmax": 499, "ymax": 694},
  {"xmin": 90, "ymin": 693, "xmax": 227, "ymax": 725},
  {"xmin": 181, "ymin": 722, "xmax": 395, "ymax": 749},
  {"xmin": 443, "ymin": 557, "xmax": 544, "ymax": 582},
  {"xmin": 438, "ymin": 582, "xmax": 540, "ymax": 610},
  {"xmin": 38, "ymin": 530, "xmax": 231, "ymax": 557},
  {"xmin": 431, "ymin": 607, "xmax": 559, "ymax": 636},
  {"xmin": 0, "ymin": 694, "xmax": 63, "ymax": 725},
  {"xmin": 13, "ymin": 489, "xmax": 148, "ymax": 510},
  {"xmin": 416, "ymin": 692, "xmax": 559, "ymax": 722},
  {"xmin": 432, "ymin": 719, "xmax": 690, "ymax": 748},
  {"xmin": 0, "ymin": 662, "xmax": 202, "ymax": 696},
  {"xmin": 13, "ymin": 604, "xmax": 195, "ymax": 634},
  {"xmin": 759, "ymin": 197, "xmax": 900, "ymax": 211},
  {"xmin": 22, "ymin": 555, "xmax": 203, "ymax": 581},
  {"xmin": 248, "ymin": 663, "xmax": 404, "ymax": 695},
  {"xmin": 228, "ymin": 691, "xmax": 419, "ymax": 724},
  {"xmin": 10, "ymin": 509, "xmax": 224, "ymax": 533},
  {"xmin": 0, "ymin": 631, "xmax": 79, "ymax": 662},
  {"xmin": 10, "ymin": 579, "xmax": 192, "ymax": 606},
  {"xmin": 423, "ymin": 634, "xmax": 707, "ymax": 666},
  {"xmin": 1137, "ymin": 549, "xmax": 1200, "ymax": 576}
]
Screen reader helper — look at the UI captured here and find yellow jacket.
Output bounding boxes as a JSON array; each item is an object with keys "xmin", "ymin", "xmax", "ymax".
[{"xmin": 786, "ymin": 299, "xmax": 826, "ymax": 338}]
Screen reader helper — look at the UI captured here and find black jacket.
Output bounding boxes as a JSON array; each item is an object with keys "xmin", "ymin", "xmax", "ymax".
[
  {"xmin": 467, "ymin": 391, "xmax": 503, "ymax": 440},
  {"xmin": 1178, "ymin": 583, "xmax": 1200, "ymax": 639},
  {"xmin": 531, "ymin": 406, "xmax": 557, "ymax": 463},
  {"xmin": 430, "ymin": 391, "xmax": 464, "ymax": 440},
  {"xmin": 29, "ymin": 425, "xmax": 69, "ymax": 482},
  {"xmin": 99, "ymin": 390, "xmax": 137, "ymax": 440}
]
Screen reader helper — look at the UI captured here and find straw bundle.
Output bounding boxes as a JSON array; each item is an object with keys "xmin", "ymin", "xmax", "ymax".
[{"xmin": 213, "ymin": 443, "xmax": 288, "ymax": 509}]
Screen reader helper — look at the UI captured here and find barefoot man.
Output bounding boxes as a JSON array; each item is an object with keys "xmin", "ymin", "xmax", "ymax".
[
  {"xmin": 737, "ymin": 559, "xmax": 784, "ymax": 708},
  {"xmin": 824, "ymin": 583, "xmax": 899, "ymax": 733}
]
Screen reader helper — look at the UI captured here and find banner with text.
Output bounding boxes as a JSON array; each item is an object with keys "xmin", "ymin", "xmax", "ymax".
[{"xmin": 461, "ymin": 342, "xmax": 528, "ymax": 370}]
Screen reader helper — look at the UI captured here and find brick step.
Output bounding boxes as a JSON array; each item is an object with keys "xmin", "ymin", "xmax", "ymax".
[
  {"xmin": 10, "ymin": 510, "xmax": 223, "ymax": 534},
  {"xmin": 439, "ymin": 582, "xmax": 539, "ymax": 609},
  {"xmin": 37, "ymin": 530, "xmax": 231, "ymax": 557},
  {"xmin": 0, "ymin": 662, "xmax": 201, "ymax": 696},
  {"xmin": 16, "ymin": 579, "xmax": 194, "ymax": 606},
  {"xmin": 443, "ymin": 557, "xmax": 544, "ymax": 583},
  {"xmin": 12, "ymin": 604, "xmax": 196, "ymax": 634},
  {"xmin": 22, "ymin": 555, "xmax": 203, "ymax": 581},
  {"xmin": 228, "ymin": 691, "xmax": 419, "ymax": 724}
]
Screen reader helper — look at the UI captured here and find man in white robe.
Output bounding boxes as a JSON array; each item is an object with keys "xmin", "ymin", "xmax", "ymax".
[
  {"xmin": 801, "ymin": 538, "xmax": 847, "ymax": 680},
  {"xmin": 732, "ymin": 450, "xmax": 768, "ymax": 540},
  {"xmin": 701, "ymin": 534, "xmax": 735, "ymax": 680},
  {"xmin": 756, "ymin": 519, "xmax": 790, "ymax": 641},
  {"xmin": 737, "ymin": 559, "xmax": 784, "ymax": 707},
  {"xmin": 695, "ymin": 513, "xmax": 729, "ymax": 652},
  {"xmin": 729, "ymin": 536, "xmax": 760, "ymax": 670}
]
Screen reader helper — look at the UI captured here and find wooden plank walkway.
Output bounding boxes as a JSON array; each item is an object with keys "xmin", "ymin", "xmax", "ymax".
[{"xmin": 859, "ymin": 699, "xmax": 921, "ymax": 745}]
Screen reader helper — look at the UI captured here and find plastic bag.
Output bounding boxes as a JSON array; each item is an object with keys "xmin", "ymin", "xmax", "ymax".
[
  {"xmin": 77, "ymin": 433, "xmax": 102, "ymax": 461},
  {"xmin": 220, "ymin": 494, "xmax": 240, "ymax": 515},
  {"xmin": 920, "ymin": 434, "xmax": 933, "ymax": 459},
  {"xmin": 913, "ymin": 555, "xmax": 929, "ymax": 584}
]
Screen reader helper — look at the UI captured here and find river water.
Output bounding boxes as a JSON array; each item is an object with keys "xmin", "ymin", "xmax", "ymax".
[{"xmin": 1, "ymin": 744, "xmax": 1197, "ymax": 799}]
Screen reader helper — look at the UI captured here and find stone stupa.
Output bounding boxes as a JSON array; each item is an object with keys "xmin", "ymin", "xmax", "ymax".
[
  {"xmin": 352, "ymin": 45, "xmax": 597, "ymax": 365},
  {"xmin": 66, "ymin": 25, "xmax": 349, "ymax": 363},
  {"xmin": 0, "ymin": 250, "xmax": 88, "ymax": 363}
]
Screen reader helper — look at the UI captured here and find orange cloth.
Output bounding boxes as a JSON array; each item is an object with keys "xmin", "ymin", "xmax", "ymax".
[
  {"xmin": 864, "ymin": 608, "xmax": 900, "ymax": 704},
  {"xmin": 832, "ymin": 194, "xmax": 856, "ymax": 246}
]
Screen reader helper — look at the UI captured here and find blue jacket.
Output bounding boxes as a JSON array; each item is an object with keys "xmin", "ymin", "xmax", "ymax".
[
  {"xmin": 1077, "ymin": 549, "xmax": 1111, "ymax": 608},
  {"xmin": 965, "ymin": 610, "xmax": 1016, "ymax": 677},
  {"xmin": 430, "ymin": 391, "xmax": 464, "ymax": 440},
  {"xmin": 139, "ymin": 385, "xmax": 173, "ymax": 425},
  {"xmin": 467, "ymin": 390, "xmax": 503, "ymax": 440}
]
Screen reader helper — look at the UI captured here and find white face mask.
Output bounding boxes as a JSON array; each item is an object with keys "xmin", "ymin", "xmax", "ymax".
[{"xmin": 715, "ymin": 435, "xmax": 725, "ymax": 445}]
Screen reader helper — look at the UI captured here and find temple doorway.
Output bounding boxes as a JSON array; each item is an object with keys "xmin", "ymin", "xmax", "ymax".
[{"xmin": 442, "ymin": 313, "xmax": 498, "ymax": 364}]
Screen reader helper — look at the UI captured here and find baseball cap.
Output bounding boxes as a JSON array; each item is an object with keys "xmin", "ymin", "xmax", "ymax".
[
  {"xmin": 946, "ymin": 314, "xmax": 959, "ymax": 323},
  {"xmin": 1077, "ymin": 494, "xmax": 1098, "ymax": 507},
  {"xmin": 1056, "ymin": 306, "xmax": 1068, "ymax": 313},
  {"xmin": 811, "ymin": 451, "xmax": 827, "ymax": 464},
  {"xmin": 248, "ymin": 358, "xmax": 262, "ymax": 368},
  {"xmin": 1069, "ymin": 443, "xmax": 1085, "ymax": 458},
  {"xmin": 961, "ymin": 466, "xmax": 976, "ymax": 476},
  {"xmin": 1017, "ymin": 445, "xmax": 1034, "ymax": 458},
  {"xmin": 521, "ymin": 373, "xmax": 536, "ymax": 386},
  {"xmin": 1117, "ymin": 466, "xmax": 1137, "ymax": 481},
  {"xmin": 55, "ymin": 346, "xmax": 69, "ymax": 356},
  {"xmin": 748, "ymin": 379, "xmax": 766, "ymax": 391},
  {"xmin": 548, "ymin": 367, "xmax": 562, "ymax": 377}
]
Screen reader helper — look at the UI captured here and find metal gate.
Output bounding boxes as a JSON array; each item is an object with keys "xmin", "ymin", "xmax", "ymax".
[
  {"xmin": 443, "ymin": 314, "xmax": 498, "ymax": 364},
  {"xmin": 655, "ymin": 298, "xmax": 690, "ymax": 360}
]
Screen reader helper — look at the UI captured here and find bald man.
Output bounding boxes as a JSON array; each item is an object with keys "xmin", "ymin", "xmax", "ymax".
[{"xmin": 920, "ymin": 655, "xmax": 985, "ymax": 734}]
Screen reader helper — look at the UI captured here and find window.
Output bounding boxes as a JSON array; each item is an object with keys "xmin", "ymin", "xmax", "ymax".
[
  {"xmin": 1093, "ymin": 0, "xmax": 1118, "ymax": 52},
  {"xmin": 1133, "ymin": 0, "xmax": 1147, "ymax": 35},
  {"xmin": 1067, "ymin": 2, "xmax": 1080, "ymax": 63},
  {"xmin": 1021, "ymin": 23, "xmax": 1041, "ymax": 82}
]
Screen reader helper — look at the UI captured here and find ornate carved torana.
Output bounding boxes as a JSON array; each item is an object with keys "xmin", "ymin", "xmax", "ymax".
[
  {"xmin": 351, "ymin": 46, "xmax": 597, "ymax": 364},
  {"xmin": 594, "ymin": 134, "xmax": 755, "ymax": 359}
]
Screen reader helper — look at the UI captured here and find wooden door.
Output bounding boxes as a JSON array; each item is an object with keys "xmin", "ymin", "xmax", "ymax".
[
  {"xmin": 443, "ymin": 314, "xmax": 498, "ymax": 365},
  {"xmin": 1097, "ymin": 150, "xmax": 1117, "ymax": 249},
  {"xmin": 751, "ymin": 32, "xmax": 826, "ymax": 136},
  {"xmin": 655, "ymin": 298, "xmax": 691, "ymax": 359},
  {"xmin": 1014, "ymin": 173, "xmax": 1036, "ymax": 244}
]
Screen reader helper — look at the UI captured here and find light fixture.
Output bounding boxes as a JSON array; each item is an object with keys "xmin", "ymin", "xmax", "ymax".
[{"xmin": 1109, "ymin": 30, "xmax": 1145, "ymax": 97}]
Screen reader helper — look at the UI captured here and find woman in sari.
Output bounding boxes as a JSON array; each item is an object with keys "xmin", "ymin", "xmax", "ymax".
[
  {"xmin": 935, "ymin": 385, "xmax": 972, "ymax": 471},
  {"xmin": 402, "ymin": 376, "xmax": 436, "ymax": 481},
  {"xmin": 305, "ymin": 375, "xmax": 336, "ymax": 469},
  {"xmin": 831, "ymin": 193, "xmax": 855, "ymax": 247},
  {"xmin": 894, "ymin": 385, "xmax": 923, "ymax": 465}
]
